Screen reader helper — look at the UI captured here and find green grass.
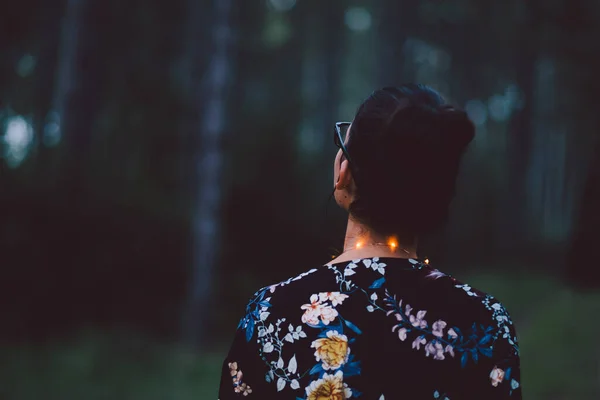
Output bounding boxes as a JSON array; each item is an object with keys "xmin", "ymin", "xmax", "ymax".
[
  {"xmin": 466, "ymin": 272, "xmax": 600, "ymax": 399},
  {"xmin": 1, "ymin": 273, "xmax": 599, "ymax": 399},
  {"xmin": 0, "ymin": 331, "xmax": 225, "ymax": 400}
]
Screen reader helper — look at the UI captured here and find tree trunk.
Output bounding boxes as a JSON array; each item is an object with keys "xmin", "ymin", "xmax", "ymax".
[
  {"xmin": 181, "ymin": 0, "xmax": 235, "ymax": 348},
  {"xmin": 503, "ymin": 36, "xmax": 536, "ymax": 254},
  {"xmin": 376, "ymin": 0, "xmax": 418, "ymax": 86},
  {"xmin": 563, "ymin": 0, "xmax": 600, "ymax": 288},
  {"xmin": 500, "ymin": 0, "xmax": 541, "ymax": 257},
  {"xmin": 566, "ymin": 138, "xmax": 600, "ymax": 288},
  {"xmin": 42, "ymin": 0, "xmax": 87, "ymax": 187}
]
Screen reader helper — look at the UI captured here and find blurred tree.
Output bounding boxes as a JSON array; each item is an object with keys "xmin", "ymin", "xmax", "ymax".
[
  {"xmin": 376, "ymin": 0, "xmax": 418, "ymax": 86},
  {"xmin": 503, "ymin": 0, "xmax": 540, "ymax": 255},
  {"xmin": 568, "ymin": 139, "xmax": 600, "ymax": 288},
  {"xmin": 181, "ymin": 0, "xmax": 235, "ymax": 348}
]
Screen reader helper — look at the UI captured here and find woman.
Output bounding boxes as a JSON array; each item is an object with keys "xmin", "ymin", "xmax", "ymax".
[{"xmin": 218, "ymin": 84, "xmax": 521, "ymax": 399}]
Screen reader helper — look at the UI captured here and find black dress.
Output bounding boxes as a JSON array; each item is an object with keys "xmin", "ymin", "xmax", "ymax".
[{"xmin": 219, "ymin": 257, "xmax": 521, "ymax": 399}]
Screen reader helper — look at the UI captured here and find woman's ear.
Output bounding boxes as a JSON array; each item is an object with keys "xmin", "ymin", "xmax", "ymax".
[{"xmin": 336, "ymin": 158, "xmax": 353, "ymax": 190}]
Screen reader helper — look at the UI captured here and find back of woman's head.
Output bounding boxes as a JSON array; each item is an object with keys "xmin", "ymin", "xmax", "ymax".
[{"xmin": 347, "ymin": 83, "xmax": 475, "ymax": 240}]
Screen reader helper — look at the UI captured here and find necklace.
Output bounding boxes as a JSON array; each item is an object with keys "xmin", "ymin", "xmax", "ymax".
[{"xmin": 341, "ymin": 240, "xmax": 411, "ymax": 256}]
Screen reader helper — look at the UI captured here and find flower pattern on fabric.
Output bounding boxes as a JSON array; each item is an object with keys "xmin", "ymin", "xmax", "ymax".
[
  {"xmin": 305, "ymin": 371, "xmax": 352, "ymax": 400},
  {"xmin": 301, "ymin": 294, "xmax": 341, "ymax": 326},
  {"xmin": 228, "ymin": 362, "xmax": 253, "ymax": 396},
  {"xmin": 433, "ymin": 390, "xmax": 450, "ymax": 399},
  {"xmin": 383, "ymin": 291, "xmax": 500, "ymax": 365},
  {"xmin": 311, "ymin": 330, "xmax": 350, "ymax": 370},
  {"xmin": 221, "ymin": 257, "xmax": 522, "ymax": 399},
  {"xmin": 299, "ymin": 291, "xmax": 362, "ymax": 398}
]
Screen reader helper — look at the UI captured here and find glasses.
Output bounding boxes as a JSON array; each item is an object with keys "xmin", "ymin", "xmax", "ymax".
[{"xmin": 334, "ymin": 121, "xmax": 358, "ymax": 180}]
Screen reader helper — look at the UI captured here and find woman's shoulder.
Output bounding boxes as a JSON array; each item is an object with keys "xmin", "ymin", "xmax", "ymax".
[{"xmin": 414, "ymin": 263, "xmax": 520, "ymax": 351}]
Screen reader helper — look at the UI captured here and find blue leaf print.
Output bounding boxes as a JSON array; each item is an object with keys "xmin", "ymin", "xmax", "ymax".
[
  {"xmin": 258, "ymin": 301, "xmax": 272, "ymax": 308},
  {"xmin": 471, "ymin": 348, "xmax": 479, "ymax": 363},
  {"xmin": 505, "ymin": 367, "xmax": 512, "ymax": 381},
  {"xmin": 479, "ymin": 347, "xmax": 493, "ymax": 357},
  {"xmin": 461, "ymin": 352, "xmax": 468, "ymax": 368},
  {"xmin": 369, "ymin": 277, "xmax": 386, "ymax": 289},
  {"xmin": 309, "ymin": 363, "xmax": 324, "ymax": 375},
  {"xmin": 344, "ymin": 319, "xmax": 363, "ymax": 335},
  {"xmin": 479, "ymin": 333, "xmax": 492, "ymax": 346},
  {"xmin": 344, "ymin": 361, "xmax": 362, "ymax": 376},
  {"xmin": 245, "ymin": 318, "xmax": 255, "ymax": 342}
]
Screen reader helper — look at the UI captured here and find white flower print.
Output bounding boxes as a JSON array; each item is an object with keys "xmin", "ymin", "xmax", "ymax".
[
  {"xmin": 426, "ymin": 269, "xmax": 447, "ymax": 279},
  {"xmin": 276, "ymin": 268, "xmax": 319, "ymax": 290},
  {"xmin": 482, "ymin": 295, "xmax": 519, "ymax": 353},
  {"xmin": 301, "ymin": 292, "xmax": 346, "ymax": 326},
  {"xmin": 300, "ymin": 294, "xmax": 324, "ymax": 325},
  {"xmin": 384, "ymin": 294, "xmax": 463, "ymax": 363},
  {"xmin": 319, "ymin": 305, "xmax": 339, "ymax": 325},
  {"xmin": 432, "ymin": 320, "xmax": 447, "ymax": 337},
  {"xmin": 511, "ymin": 379, "xmax": 520, "ymax": 390},
  {"xmin": 412, "ymin": 336, "xmax": 426, "ymax": 349},
  {"xmin": 410, "ymin": 310, "xmax": 428, "ymax": 329},
  {"xmin": 425, "ymin": 341, "xmax": 445, "ymax": 360},
  {"xmin": 455, "ymin": 284, "xmax": 479, "ymax": 297},
  {"xmin": 343, "ymin": 262, "xmax": 358, "ymax": 277},
  {"xmin": 259, "ymin": 311, "xmax": 270, "ymax": 321},
  {"xmin": 318, "ymin": 292, "xmax": 349, "ymax": 306},
  {"xmin": 489, "ymin": 366, "xmax": 505, "ymax": 387},
  {"xmin": 397, "ymin": 327, "xmax": 408, "ymax": 341},
  {"xmin": 263, "ymin": 341, "xmax": 274, "ymax": 353},
  {"xmin": 283, "ymin": 324, "xmax": 307, "ymax": 343},
  {"xmin": 363, "ymin": 257, "xmax": 387, "ymax": 274}
]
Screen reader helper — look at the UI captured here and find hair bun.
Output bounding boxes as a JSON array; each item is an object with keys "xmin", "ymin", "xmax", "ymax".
[
  {"xmin": 346, "ymin": 84, "xmax": 475, "ymax": 238},
  {"xmin": 434, "ymin": 106, "xmax": 475, "ymax": 151}
]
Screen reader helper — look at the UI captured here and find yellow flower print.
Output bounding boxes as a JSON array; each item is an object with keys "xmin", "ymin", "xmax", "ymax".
[
  {"xmin": 305, "ymin": 371, "xmax": 352, "ymax": 400},
  {"xmin": 311, "ymin": 330, "xmax": 350, "ymax": 370},
  {"xmin": 489, "ymin": 366, "xmax": 505, "ymax": 387}
]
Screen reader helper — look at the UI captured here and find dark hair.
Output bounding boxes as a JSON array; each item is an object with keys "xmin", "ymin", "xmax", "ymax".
[{"xmin": 346, "ymin": 84, "xmax": 475, "ymax": 241}]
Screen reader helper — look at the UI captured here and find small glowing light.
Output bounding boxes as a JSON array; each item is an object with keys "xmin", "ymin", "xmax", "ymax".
[
  {"xmin": 268, "ymin": 0, "xmax": 296, "ymax": 12},
  {"xmin": 356, "ymin": 241, "xmax": 363, "ymax": 249},
  {"xmin": 465, "ymin": 99, "xmax": 488, "ymax": 127},
  {"xmin": 424, "ymin": 259, "xmax": 430, "ymax": 264},
  {"xmin": 344, "ymin": 7, "xmax": 372, "ymax": 32},
  {"xmin": 16, "ymin": 54, "xmax": 36, "ymax": 77}
]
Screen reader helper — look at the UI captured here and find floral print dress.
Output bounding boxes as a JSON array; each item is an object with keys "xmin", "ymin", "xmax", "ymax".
[{"xmin": 218, "ymin": 258, "xmax": 521, "ymax": 399}]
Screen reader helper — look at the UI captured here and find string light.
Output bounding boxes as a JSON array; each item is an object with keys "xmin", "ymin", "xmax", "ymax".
[{"xmin": 387, "ymin": 238, "xmax": 398, "ymax": 250}]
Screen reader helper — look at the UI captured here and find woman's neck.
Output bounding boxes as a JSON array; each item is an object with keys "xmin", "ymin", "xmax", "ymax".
[{"xmin": 329, "ymin": 218, "xmax": 418, "ymax": 265}]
